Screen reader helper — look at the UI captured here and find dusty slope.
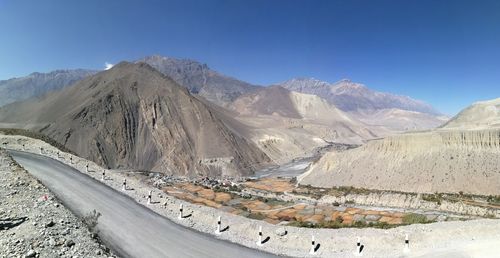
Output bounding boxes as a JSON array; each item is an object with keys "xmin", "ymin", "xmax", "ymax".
[
  {"xmin": 441, "ymin": 98, "xmax": 500, "ymax": 130},
  {"xmin": 279, "ymin": 78, "xmax": 447, "ymax": 131},
  {"xmin": 350, "ymin": 108, "xmax": 449, "ymax": 133},
  {"xmin": 230, "ymin": 86, "xmax": 302, "ymax": 118},
  {"xmin": 0, "ymin": 62, "xmax": 271, "ymax": 177},
  {"xmin": 229, "ymin": 86, "xmax": 376, "ymax": 163},
  {"xmin": 0, "ymin": 69, "xmax": 97, "ymax": 107},
  {"xmin": 299, "ymin": 98, "xmax": 500, "ymax": 195},
  {"xmin": 138, "ymin": 55, "xmax": 260, "ymax": 106}
]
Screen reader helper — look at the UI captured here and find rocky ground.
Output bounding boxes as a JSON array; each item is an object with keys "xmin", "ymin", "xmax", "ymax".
[
  {"xmin": 0, "ymin": 149, "xmax": 113, "ymax": 258},
  {"xmin": 2, "ymin": 134, "xmax": 500, "ymax": 257}
]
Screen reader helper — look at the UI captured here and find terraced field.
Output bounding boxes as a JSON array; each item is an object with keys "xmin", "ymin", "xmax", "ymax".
[{"xmin": 159, "ymin": 178, "xmax": 470, "ymax": 228}]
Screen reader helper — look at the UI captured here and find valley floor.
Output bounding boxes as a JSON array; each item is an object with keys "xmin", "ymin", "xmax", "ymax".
[{"xmin": 1, "ymin": 133, "xmax": 500, "ymax": 257}]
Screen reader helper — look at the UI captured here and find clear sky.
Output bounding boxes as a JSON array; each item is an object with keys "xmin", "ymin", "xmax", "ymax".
[{"xmin": 0, "ymin": 0, "xmax": 499, "ymax": 115}]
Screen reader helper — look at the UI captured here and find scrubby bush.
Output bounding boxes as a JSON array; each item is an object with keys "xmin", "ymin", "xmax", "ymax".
[
  {"xmin": 288, "ymin": 219, "xmax": 395, "ymax": 229},
  {"xmin": 402, "ymin": 213, "xmax": 428, "ymax": 224},
  {"xmin": 422, "ymin": 193, "xmax": 443, "ymax": 205},
  {"xmin": 247, "ymin": 212, "xmax": 266, "ymax": 220},
  {"xmin": 487, "ymin": 195, "xmax": 500, "ymax": 204},
  {"xmin": 82, "ymin": 209, "xmax": 101, "ymax": 238}
]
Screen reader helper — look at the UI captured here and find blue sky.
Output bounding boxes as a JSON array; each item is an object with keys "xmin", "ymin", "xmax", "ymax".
[{"xmin": 0, "ymin": 0, "xmax": 499, "ymax": 115}]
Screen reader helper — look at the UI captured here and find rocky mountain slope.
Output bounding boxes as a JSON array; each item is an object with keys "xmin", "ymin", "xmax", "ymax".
[
  {"xmin": 0, "ymin": 69, "xmax": 97, "ymax": 107},
  {"xmin": 0, "ymin": 62, "xmax": 271, "ymax": 177},
  {"xmin": 138, "ymin": 55, "xmax": 260, "ymax": 106},
  {"xmin": 229, "ymin": 86, "xmax": 376, "ymax": 163},
  {"xmin": 279, "ymin": 78, "xmax": 446, "ymax": 131},
  {"xmin": 299, "ymin": 98, "xmax": 500, "ymax": 195}
]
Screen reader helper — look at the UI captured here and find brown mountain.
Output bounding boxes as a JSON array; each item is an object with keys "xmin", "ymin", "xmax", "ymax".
[{"xmin": 0, "ymin": 62, "xmax": 271, "ymax": 177}]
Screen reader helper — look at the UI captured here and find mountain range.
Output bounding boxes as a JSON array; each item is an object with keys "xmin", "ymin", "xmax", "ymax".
[
  {"xmin": 137, "ymin": 55, "xmax": 260, "ymax": 107},
  {"xmin": 0, "ymin": 55, "xmax": 454, "ymax": 176},
  {"xmin": 279, "ymin": 78, "xmax": 439, "ymax": 114},
  {"xmin": 0, "ymin": 69, "xmax": 97, "ymax": 107},
  {"xmin": 0, "ymin": 62, "xmax": 271, "ymax": 177},
  {"xmin": 0, "ymin": 56, "xmax": 446, "ymax": 133},
  {"xmin": 278, "ymin": 78, "xmax": 447, "ymax": 131}
]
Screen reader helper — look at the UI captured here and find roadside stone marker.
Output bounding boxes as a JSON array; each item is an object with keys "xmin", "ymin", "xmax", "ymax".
[
  {"xmin": 309, "ymin": 235, "xmax": 316, "ymax": 255},
  {"xmin": 147, "ymin": 190, "xmax": 152, "ymax": 204},
  {"xmin": 404, "ymin": 234, "xmax": 410, "ymax": 253},
  {"xmin": 101, "ymin": 170, "xmax": 105, "ymax": 181},
  {"xmin": 355, "ymin": 236, "xmax": 363, "ymax": 256},
  {"xmin": 179, "ymin": 203, "xmax": 184, "ymax": 219},
  {"xmin": 215, "ymin": 216, "xmax": 221, "ymax": 234},
  {"xmin": 85, "ymin": 164, "xmax": 89, "ymax": 172},
  {"xmin": 256, "ymin": 225, "xmax": 263, "ymax": 246},
  {"xmin": 122, "ymin": 179, "xmax": 127, "ymax": 191}
]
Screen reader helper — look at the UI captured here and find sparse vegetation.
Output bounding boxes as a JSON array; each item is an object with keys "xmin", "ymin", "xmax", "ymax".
[
  {"xmin": 288, "ymin": 219, "xmax": 396, "ymax": 229},
  {"xmin": 485, "ymin": 214, "xmax": 496, "ymax": 219},
  {"xmin": 289, "ymin": 213, "xmax": 433, "ymax": 229},
  {"xmin": 82, "ymin": 209, "xmax": 102, "ymax": 238},
  {"xmin": 422, "ymin": 193, "xmax": 443, "ymax": 205},
  {"xmin": 487, "ymin": 195, "xmax": 500, "ymax": 205},
  {"xmin": 247, "ymin": 212, "xmax": 266, "ymax": 220},
  {"xmin": 402, "ymin": 213, "xmax": 429, "ymax": 224},
  {"xmin": 228, "ymin": 185, "xmax": 241, "ymax": 192}
]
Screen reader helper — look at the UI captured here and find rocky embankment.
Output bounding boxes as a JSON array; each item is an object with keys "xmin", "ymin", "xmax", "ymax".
[
  {"xmin": 300, "ymin": 129, "xmax": 500, "ymax": 195},
  {"xmin": 0, "ymin": 150, "xmax": 112, "ymax": 258}
]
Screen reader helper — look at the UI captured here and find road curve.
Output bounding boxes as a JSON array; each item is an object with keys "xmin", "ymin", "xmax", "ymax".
[{"xmin": 9, "ymin": 150, "xmax": 280, "ymax": 258}]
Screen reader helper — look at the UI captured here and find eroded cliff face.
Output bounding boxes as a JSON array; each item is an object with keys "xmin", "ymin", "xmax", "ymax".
[
  {"xmin": 374, "ymin": 130, "xmax": 500, "ymax": 152},
  {"xmin": 299, "ymin": 129, "xmax": 500, "ymax": 195}
]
